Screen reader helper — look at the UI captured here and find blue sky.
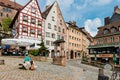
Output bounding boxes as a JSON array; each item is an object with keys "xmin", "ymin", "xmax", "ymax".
[{"xmin": 11, "ymin": 0, "xmax": 120, "ymax": 37}]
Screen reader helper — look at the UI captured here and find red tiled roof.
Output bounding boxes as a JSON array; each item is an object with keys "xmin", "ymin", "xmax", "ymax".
[{"xmin": 0, "ymin": 0, "xmax": 23, "ymax": 10}]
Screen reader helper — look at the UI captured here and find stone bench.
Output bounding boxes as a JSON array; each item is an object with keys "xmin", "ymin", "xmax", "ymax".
[{"xmin": 0, "ymin": 60, "xmax": 4, "ymax": 65}]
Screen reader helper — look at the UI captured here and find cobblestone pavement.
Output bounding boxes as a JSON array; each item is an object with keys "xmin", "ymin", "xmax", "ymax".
[{"xmin": 0, "ymin": 57, "xmax": 112, "ymax": 80}]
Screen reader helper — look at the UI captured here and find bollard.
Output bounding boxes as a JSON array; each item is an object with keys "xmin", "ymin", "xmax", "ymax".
[
  {"xmin": 99, "ymin": 68, "xmax": 104, "ymax": 75},
  {"xmin": 98, "ymin": 68, "xmax": 109, "ymax": 80}
]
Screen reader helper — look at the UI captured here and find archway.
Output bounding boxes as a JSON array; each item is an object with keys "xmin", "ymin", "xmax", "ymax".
[
  {"xmin": 70, "ymin": 50, "xmax": 74, "ymax": 59},
  {"xmin": 51, "ymin": 50, "xmax": 54, "ymax": 58},
  {"xmin": 75, "ymin": 52, "xmax": 77, "ymax": 58}
]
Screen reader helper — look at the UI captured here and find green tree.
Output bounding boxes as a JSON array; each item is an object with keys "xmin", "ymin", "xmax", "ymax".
[
  {"xmin": 39, "ymin": 40, "xmax": 48, "ymax": 56},
  {"xmin": 1, "ymin": 17, "xmax": 12, "ymax": 32}
]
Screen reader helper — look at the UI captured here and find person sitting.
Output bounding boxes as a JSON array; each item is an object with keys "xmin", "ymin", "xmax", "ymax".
[
  {"xmin": 29, "ymin": 60, "xmax": 37, "ymax": 70},
  {"xmin": 19, "ymin": 54, "xmax": 31, "ymax": 70}
]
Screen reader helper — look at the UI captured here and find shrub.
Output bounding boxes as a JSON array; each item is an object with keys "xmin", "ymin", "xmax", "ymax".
[{"xmin": 29, "ymin": 50, "xmax": 39, "ymax": 56}]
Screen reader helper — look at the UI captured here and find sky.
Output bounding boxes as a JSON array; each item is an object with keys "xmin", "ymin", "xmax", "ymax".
[{"xmin": 10, "ymin": 0, "xmax": 120, "ymax": 37}]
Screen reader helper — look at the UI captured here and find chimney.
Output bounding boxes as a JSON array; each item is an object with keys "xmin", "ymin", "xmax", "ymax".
[
  {"xmin": 104, "ymin": 17, "xmax": 110, "ymax": 25},
  {"xmin": 45, "ymin": 5, "xmax": 50, "ymax": 10}
]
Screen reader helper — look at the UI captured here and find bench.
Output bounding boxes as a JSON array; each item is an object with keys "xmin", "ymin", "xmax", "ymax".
[{"xmin": 0, "ymin": 60, "xmax": 4, "ymax": 65}]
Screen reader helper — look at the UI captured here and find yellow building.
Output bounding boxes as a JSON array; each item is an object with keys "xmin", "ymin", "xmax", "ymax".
[{"xmin": 66, "ymin": 21, "xmax": 93, "ymax": 59}]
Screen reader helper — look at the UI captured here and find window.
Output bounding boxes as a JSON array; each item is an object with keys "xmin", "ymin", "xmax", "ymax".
[
  {"xmin": 38, "ymin": 20, "xmax": 42, "ymax": 26},
  {"xmin": 22, "ymin": 27, "xmax": 27, "ymax": 32},
  {"xmin": 96, "ymin": 40, "xmax": 100, "ymax": 44},
  {"xmin": 31, "ymin": 18, "xmax": 35, "ymax": 24},
  {"xmin": 110, "ymin": 37, "xmax": 114, "ymax": 43},
  {"xmin": 58, "ymin": 27, "xmax": 61, "ymax": 32},
  {"xmin": 37, "ymin": 30, "xmax": 41, "ymax": 35},
  {"xmin": 57, "ymin": 35, "xmax": 60, "ymax": 40},
  {"xmin": 103, "ymin": 38, "xmax": 107, "ymax": 44},
  {"xmin": 52, "ymin": 33, "xmax": 55, "ymax": 38},
  {"xmin": 104, "ymin": 29, "xmax": 109, "ymax": 34},
  {"xmin": 48, "ymin": 23, "xmax": 51, "ymax": 29},
  {"xmin": 6, "ymin": 14, "xmax": 9, "ymax": 17},
  {"xmin": 60, "ymin": 20, "xmax": 62, "ymax": 25},
  {"xmin": 111, "ymin": 28, "xmax": 116, "ymax": 33},
  {"xmin": 31, "ymin": 29, "xmax": 35, "ymax": 34},
  {"xmin": 54, "ymin": 25, "xmax": 57, "ymax": 31},
  {"xmin": 23, "ymin": 15, "xmax": 28, "ymax": 22},
  {"xmin": 46, "ymin": 40, "xmax": 50, "ymax": 46},
  {"xmin": 118, "ymin": 36, "xmax": 120, "ymax": 42},
  {"xmin": 52, "ymin": 16, "xmax": 55, "ymax": 21},
  {"xmin": 0, "ymin": 13, "xmax": 2, "ymax": 16},
  {"xmin": 62, "ymin": 29, "xmax": 65, "ymax": 33},
  {"xmin": 51, "ymin": 41, "xmax": 54, "ymax": 46},
  {"xmin": 31, "ymin": 7, "xmax": 36, "ymax": 14},
  {"xmin": 46, "ymin": 32, "xmax": 50, "ymax": 37},
  {"xmin": 62, "ymin": 36, "xmax": 64, "ymax": 39},
  {"xmin": 3, "ymin": 7, "xmax": 11, "ymax": 12}
]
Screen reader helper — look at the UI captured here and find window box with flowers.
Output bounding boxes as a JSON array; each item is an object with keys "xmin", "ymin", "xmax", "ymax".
[{"xmin": 31, "ymin": 29, "xmax": 35, "ymax": 34}]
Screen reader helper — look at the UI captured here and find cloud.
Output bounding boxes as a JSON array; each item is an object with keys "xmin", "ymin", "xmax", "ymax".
[
  {"xmin": 84, "ymin": 18, "xmax": 102, "ymax": 37},
  {"xmin": 92, "ymin": 0, "xmax": 112, "ymax": 6}
]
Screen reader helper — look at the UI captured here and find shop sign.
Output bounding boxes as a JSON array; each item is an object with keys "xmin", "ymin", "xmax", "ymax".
[{"xmin": 98, "ymin": 54, "xmax": 111, "ymax": 57}]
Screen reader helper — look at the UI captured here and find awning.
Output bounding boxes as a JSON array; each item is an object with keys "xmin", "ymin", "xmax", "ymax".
[{"xmin": 1, "ymin": 38, "xmax": 34, "ymax": 46}]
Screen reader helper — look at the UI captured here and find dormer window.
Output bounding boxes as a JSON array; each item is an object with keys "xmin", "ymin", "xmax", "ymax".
[
  {"xmin": 103, "ymin": 29, "xmax": 109, "ymax": 34},
  {"xmin": 111, "ymin": 27, "xmax": 116, "ymax": 33},
  {"xmin": 23, "ymin": 15, "xmax": 28, "ymax": 22}
]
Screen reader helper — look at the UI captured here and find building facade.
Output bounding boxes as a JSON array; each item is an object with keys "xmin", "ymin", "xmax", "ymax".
[
  {"xmin": 0, "ymin": 0, "xmax": 22, "ymax": 22},
  {"xmin": 88, "ymin": 6, "xmax": 120, "ymax": 65},
  {"xmin": 66, "ymin": 21, "xmax": 93, "ymax": 59},
  {"xmin": 9, "ymin": 0, "xmax": 44, "ymax": 50},
  {"xmin": 42, "ymin": 1, "xmax": 67, "ymax": 58}
]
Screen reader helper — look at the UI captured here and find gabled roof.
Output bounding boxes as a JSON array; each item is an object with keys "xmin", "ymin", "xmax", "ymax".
[
  {"xmin": 42, "ymin": 3, "xmax": 54, "ymax": 19},
  {"xmin": 20, "ymin": 0, "xmax": 42, "ymax": 14},
  {"xmin": 0, "ymin": 0, "xmax": 22, "ymax": 10},
  {"xmin": 10, "ymin": 0, "xmax": 42, "ymax": 28}
]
